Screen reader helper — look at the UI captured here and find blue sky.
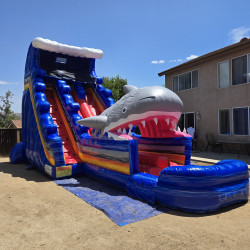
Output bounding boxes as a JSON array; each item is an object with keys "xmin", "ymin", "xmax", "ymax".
[{"xmin": 0, "ymin": 0, "xmax": 250, "ymax": 113}]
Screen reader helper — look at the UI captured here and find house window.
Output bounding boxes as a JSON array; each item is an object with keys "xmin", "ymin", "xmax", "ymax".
[
  {"xmin": 173, "ymin": 76, "xmax": 178, "ymax": 92},
  {"xmin": 192, "ymin": 70, "xmax": 198, "ymax": 88},
  {"xmin": 172, "ymin": 70, "xmax": 198, "ymax": 92},
  {"xmin": 233, "ymin": 107, "xmax": 249, "ymax": 135},
  {"xmin": 232, "ymin": 54, "xmax": 250, "ymax": 85},
  {"xmin": 218, "ymin": 109, "xmax": 230, "ymax": 135},
  {"xmin": 178, "ymin": 112, "xmax": 195, "ymax": 132},
  {"xmin": 218, "ymin": 61, "xmax": 229, "ymax": 88},
  {"xmin": 179, "ymin": 73, "xmax": 191, "ymax": 91}
]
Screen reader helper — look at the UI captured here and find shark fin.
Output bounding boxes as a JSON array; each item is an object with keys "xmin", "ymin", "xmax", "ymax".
[
  {"xmin": 123, "ymin": 85, "xmax": 138, "ymax": 94},
  {"xmin": 76, "ymin": 116, "xmax": 108, "ymax": 129}
]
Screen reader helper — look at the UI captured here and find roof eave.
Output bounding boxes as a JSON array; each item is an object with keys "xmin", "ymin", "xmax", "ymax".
[{"xmin": 158, "ymin": 38, "xmax": 250, "ymax": 77}]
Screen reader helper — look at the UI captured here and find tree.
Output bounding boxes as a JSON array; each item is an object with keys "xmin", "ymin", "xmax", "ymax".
[
  {"xmin": 102, "ymin": 75, "xmax": 127, "ymax": 102},
  {"xmin": 0, "ymin": 90, "xmax": 17, "ymax": 128}
]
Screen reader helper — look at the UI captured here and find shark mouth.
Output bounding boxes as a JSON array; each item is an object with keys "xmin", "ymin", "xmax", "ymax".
[{"xmin": 106, "ymin": 111, "xmax": 187, "ymax": 140}]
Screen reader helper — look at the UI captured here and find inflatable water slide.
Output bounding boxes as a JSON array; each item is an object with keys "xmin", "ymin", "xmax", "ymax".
[{"xmin": 10, "ymin": 38, "xmax": 249, "ymax": 213}]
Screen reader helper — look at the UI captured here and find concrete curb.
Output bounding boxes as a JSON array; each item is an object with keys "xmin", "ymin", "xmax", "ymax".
[{"xmin": 191, "ymin": 156, "xmax": 250, "ymax": 170}]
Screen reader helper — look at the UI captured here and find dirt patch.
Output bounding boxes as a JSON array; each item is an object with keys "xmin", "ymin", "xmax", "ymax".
[{"xmin": 0, "ymin": 159, "xmax": 250, "ymax": 250}]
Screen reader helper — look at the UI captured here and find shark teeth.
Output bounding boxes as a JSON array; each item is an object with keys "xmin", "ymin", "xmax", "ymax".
[
  {"xmin": 100, "ymin": 129, "xmax": 105, "ymax": 137},
  {"xmin": 108, "ymin": 117, "xmax": 182, "ymax": 139},
  {"xmin": 154, "ymin": 118, "xmax": 158, "ymax": 125},
  {"xmin": 171, "ymin": 121, "xmax": 176, "ymax": 128},
  {"xmin": 92, "ymin": 129, "xmax": 98, "ymax": 137},
  {"xmin": 141, "ymin": 120, "xmax": 146, "ymax": 128},
  {"xmin": 107, "ymin": 132, "xmax": 129, "ymax": 141},
  {"xmin": 128, "ymin": 124, "xmax": 133, "ymax": 136}
]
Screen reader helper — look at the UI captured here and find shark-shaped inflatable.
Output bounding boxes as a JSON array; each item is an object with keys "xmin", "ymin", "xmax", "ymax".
[
  {"xmin": 77, "ymin": 85, "xmax": 184, "ymax": 139},
  {"xmin": 10, "ymin": 38, "xmax": 248, "ymax": 214}
]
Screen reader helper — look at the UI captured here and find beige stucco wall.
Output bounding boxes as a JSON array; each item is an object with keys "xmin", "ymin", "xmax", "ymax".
[{"xmin": 164, "ymin": 46, "xmax": 250, "ymax": 149}]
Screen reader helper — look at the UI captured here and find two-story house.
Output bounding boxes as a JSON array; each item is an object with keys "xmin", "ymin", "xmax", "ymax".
[{"xmin": 158, "ymin": 38, "xmax": 250, "ymax": 151}]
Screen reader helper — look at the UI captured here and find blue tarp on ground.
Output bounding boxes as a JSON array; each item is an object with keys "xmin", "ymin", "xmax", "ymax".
[{"xmin": 54, "ymin": 177, "xmax": 166, "ymax": 226}]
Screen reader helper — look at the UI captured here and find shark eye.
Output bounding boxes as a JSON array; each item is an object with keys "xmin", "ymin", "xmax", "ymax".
[{"xmin": 122, "ymin": 107, "xmax": 127, "ymax": 113}]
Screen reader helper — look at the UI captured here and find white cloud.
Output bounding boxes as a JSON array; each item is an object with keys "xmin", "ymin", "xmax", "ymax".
[
  {"xmin": 151, "ymin": 60, "xmax": 165, "ymax": 64},
  {"xmin": 169, "ymin": 59, "xmax": 183, "ymax": 63},
  {"xmin": 229, "ymin": 27, "xmax": 250, "ymax": 43},
  {"xmin": 0, "ymin": 80, "xmax": 19, "ymax": 85},
  {"xmin": 186, "ymin": 55, "xmax": 199, "ymax": 61}
]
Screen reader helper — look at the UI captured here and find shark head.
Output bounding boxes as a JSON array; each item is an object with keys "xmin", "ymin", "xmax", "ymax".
[{"xmin": 77, "ymin": 85, "xmax": 184, "ymax": 139}]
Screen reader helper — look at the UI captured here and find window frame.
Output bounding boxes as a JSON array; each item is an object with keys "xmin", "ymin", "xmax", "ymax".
[
  {"xmin": 231, "ymin": 53, "xmax": 250, "ymax": 86},
  {"xmin": 173, "ymin": 75, "xmax": 179, "ymax": 92},
  {"xmin": 232, "ymin": 106, "xmax": 250, "ymax": 136},
  {"xmin": 218, "ymin": 108, "xmax": 231, "ymax": 135},
  {"xmin": 191, "ymin": 69, "xmax": 199, "ymax": 89},
  {"xmin": 172, "ymin": 69, "xmax": 199, "ymax": 92},
  {"xmin": 217, "ymin": 60, "xmax": 229, "ymax": 89}
]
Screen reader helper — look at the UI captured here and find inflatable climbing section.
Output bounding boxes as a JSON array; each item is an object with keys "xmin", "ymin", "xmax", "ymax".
[{"xmin": 10, "ymin": 38, "xmax": 249, "ymax": 213}]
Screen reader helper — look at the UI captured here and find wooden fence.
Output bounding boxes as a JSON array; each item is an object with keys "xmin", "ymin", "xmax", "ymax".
[{"xmin": 0, "ymin": 129, "xmax": 22, "ymax": 156}]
